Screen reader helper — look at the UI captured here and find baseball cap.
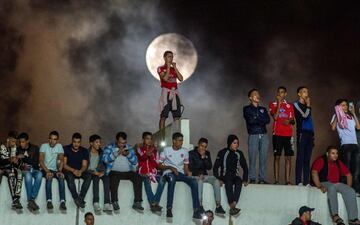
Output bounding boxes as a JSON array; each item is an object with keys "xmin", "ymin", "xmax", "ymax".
[{"xmin": 299, "ymin": 206, "xmax": 315, "ymax": 216}]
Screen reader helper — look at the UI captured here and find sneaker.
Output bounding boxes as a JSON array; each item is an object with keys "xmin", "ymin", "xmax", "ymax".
[
  {"xmin": 75, "ymin": 198, "xmax": 85, "ymax": 208},
  {"xmin": 132, "ymin": 202, "xmax": 144, "ymax": 211},
  {"xmin": 59, "ymin": 201, "xmax": 67, "ymax": 211},
  {"xmin": 274, "ymin": 181, "xmax": 279, "ymax": 185},
  {"xmin": 112, "ymin": 202, "xmax": 120, "ymax": 211},
  {"xmin": 349, "ymin": 219, "xmax": 360, "ymax": 225},
  {"xmin": 103, "ymin": 203, "xmax": 113, "ymax": 212},
  {"xmin": 192, "ymin": 209, "xmax": 202, "ymax": 219},
  {"xmin": 93, "ymin": 202, "xmax": 101, "ymax": 212},
  {"xmin": 229, "ymin": 208, "xmax": 241, "ymax": 216},
  {"xmin": 258, "ymin": 180, "xmax": 268, "ymax": 184},
  {"xmin": 215, "ymin": 205, "xmax": 226, "ymax": 214},
  {"xmin": 150, "ymin": 203, "xmax": 162, "ymax": 212},
  {"xmin": 166, "ymin": 209, "xmax": 173, "ymax": 218},
  {"xmin": 27, "ymin": 200, "xmax": 39, "ymax": 211},
  {"xmin": 12, "ymin": 199, "xmax": 23, "ymax": 210},
  {"xmin": 249, "ymin": 179, "xmax": 256, "ymax": 184},
  {"xmin": 297, "ymin": 183, "xmax": 303, "ymax": 186},
  {"xmin": 47, "ymin": 201, "xmax": 54, "ymax": 210}
]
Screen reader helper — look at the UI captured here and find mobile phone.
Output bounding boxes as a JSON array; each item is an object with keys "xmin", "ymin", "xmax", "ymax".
[{"xmin": 349, "ymin": 102, "xmax": 354, "ymax": 110}]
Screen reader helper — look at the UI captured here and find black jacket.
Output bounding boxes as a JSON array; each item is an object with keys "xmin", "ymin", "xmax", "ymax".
[
  {"xmin": 0, "ymin": 143, "xmax": 13, "ymax": 169},
  {"xmin": 291, "ymin": 218, "xmax": 321, "ymax": 225},
  {"xmin": 188, "ymin": 147, "xmax": 212, "ymax": 176},
  {"xmin": 213, "ymin": 148, "xmax": 248, "ymax": 181},
  {"xmin": 17, "ymin": 143, "xmax": 40, "ymax": 170},
  {"xmin": 243, "ymin": 104, "xmax": 270, "ymax": 135}
]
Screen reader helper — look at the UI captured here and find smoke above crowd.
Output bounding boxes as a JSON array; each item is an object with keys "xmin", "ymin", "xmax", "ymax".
[{"xmin": 0, "ymin": 1, "xmax": 359, "ymax": 181}]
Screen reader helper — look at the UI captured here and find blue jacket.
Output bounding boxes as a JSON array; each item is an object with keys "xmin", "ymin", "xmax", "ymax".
[
  {"xmin": 243, "ymin": 104, "xmax": 270, "ymax": 135},
  {"xmin": 102, "ymin": 143, "xmax": 137, "ymax": 175}
]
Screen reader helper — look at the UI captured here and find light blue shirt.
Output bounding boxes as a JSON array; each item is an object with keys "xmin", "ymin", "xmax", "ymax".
[{"xmin": 40, "ymin": 143, "xmax": 64, "ymax": 171}]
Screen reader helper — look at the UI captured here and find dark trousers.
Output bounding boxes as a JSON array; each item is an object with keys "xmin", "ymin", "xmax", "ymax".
[
  {"xmin": 224, "ymin": 176, "xmax": 242, "ymax": 204},
  {"xmin": 109, "ymin": 171, "xmax": 142, "ymax": 203},
  {"xmin": 65, "ymin": 171, "xmax": 92, "ymax": 200},
  {"xmin": 3, "ymin": 167, "xmax": 23, "ymax": 201},
  {"xmin": 340, "ymin": 144, "xmax": 360, "ymax": 193},
  {"xmin": 295, "ymin": 132, "xmax": 314, "ymax": 185},
  {"xmin": 91, "ymin": 174, "xmax": 110, "ymax": 204}
]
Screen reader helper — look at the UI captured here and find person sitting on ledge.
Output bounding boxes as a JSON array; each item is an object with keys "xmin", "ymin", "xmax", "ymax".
[
  {"xmin": 103, "ymin": 131, "xmax": 143, "ymax": 212},
  {"xmin": 158, "ymin": 132, "xmax": 204, "ymax": 219},
  {"xmin": 311, "ymin": 146, "xmax": 360, "ymax": 225},
  {"xmin": 213, "ymin": 134, "xmax": 248, "ymax": 216},
  {"xmin": 290, "ymin": 206, "xmax": 321, "ymax": 225}
]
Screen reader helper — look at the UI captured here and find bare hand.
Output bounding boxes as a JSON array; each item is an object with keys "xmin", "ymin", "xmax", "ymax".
[
  {"xmin": 146, "ymin": 149, "xmax": 153, "ymax": 157},
  {"xmin": 17, "ymin": 154, "xmax": 25, "ymax": 159},
  {"xmin": 121, "ymin": 148, "xmax": 130, "ymax": 156},
  {"xmin": 10, "ymin": 157, "xmax": 18, "ymax": 164},
  {"xmin": 276, "ymin": 95, "xmax": 282, "ymax": 104},
  {"xmin": 56, "ymin": 172, "xmax": 64, "ymax": 179},
  {"xmin": 319, "ymin": 186, "xmax": 327, "ymax": 193},
  {"xmin": 171, "ymin": 62, "xmax": 176, "ymax": 68},
  {"xmin": 350, "ymin": 106, "xmax": 356, "ymax": 115},
  {"xmin": 73, "ymin": 170, "xmax": 81, "ymax": 177},
  {"xmin": 96, "ymin": 171, "xmax": 104, "ymax": 177},
  {"xmin": 171, "ymin": 167, "xmax": 179, "ymax": 176},
  {"xmin": 305, "ymin": 97, "xmax": 311, "ymax": 106},
  {"xmin": 46, "ymin": 172, "xmax": 54, "ymax": 179},
  {"xmin": 219, "ymin": 180, "xmax": 224, "ymax": 187},
  {"xmin": 199, "ymin": 174, "xmax": 204, "ymax": 180}
]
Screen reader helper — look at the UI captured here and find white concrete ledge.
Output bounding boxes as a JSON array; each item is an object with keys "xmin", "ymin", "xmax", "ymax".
[{"xmin": 0, "ymin": 177, "xmax": 359, "ymax": 225}]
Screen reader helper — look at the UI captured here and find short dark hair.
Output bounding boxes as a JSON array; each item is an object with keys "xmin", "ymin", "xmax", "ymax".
[
  {"xmin": 297, "ymin": 86, "xmax": 308, "ymax": 93},
  {"xmin": 198, "ymin": 137, "xmax": 208, "ymax": 145},
  {"xmin": 49, "ymin": 130, "xmax": 59, "ymax": 138},
  {"xmin": 89, "ymin": 134, "xmax": 101, "ymax": 143},
  {"xmin": 163, "ymin": 50, "xmax": 173, "ymax": 57},
  {"xmin": 84, "ymin": 212, "xmax": 94, "ymax": 219},
  {"xmin": 142, "ymin": 131, "xmax": 152, "ymax": 139},
  {"xmin": 72, "ymin": 132, "xmax": 82, "ymax": 140},
  {"xmin": 247, "ymin": 88, "xmax": 259, "ymax": 98},
  {"xmin": 172, "ymin": 132, "xmax": 183, "ymax": 140},
  {"xmin": 8, "ymin": 131, "xmax": 18, "ymax": 139},
  {"xmin": 335, "ymin": 99, "xmax": 348, "ymax": 106},
  {"xmin": 18, "ymin": 132, "xmax": 29, "ymax": 141},
  {"xmin": 277, "ymin": 86, "xmax": 287, "ymax": 92},
  {"xmin": 326, "ymin": 145, "xmax": 338, "ymax": 153},
  {"xmin": 116, "ymin": 131, "xmax": 127, "ymax": 141}
]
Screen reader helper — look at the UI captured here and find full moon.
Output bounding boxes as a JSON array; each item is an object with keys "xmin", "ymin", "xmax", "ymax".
[{"xmin": 146, "ymin": 33, "xmax": 198, "ymax": 82}]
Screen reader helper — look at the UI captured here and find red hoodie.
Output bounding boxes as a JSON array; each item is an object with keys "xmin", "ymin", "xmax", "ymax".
[{"xmin": 136, "ymin": 144, "xmax": 158, "ymax": 176}]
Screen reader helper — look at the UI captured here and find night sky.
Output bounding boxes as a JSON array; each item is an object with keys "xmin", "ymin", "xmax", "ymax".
[{"xmin": 1, "ymin": 0, "xmax": 360, "ymax": 182}]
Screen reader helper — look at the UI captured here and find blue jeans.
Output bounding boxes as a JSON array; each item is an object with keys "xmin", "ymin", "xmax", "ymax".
[
  {"xmin": 142, "ymin": 175, "xmax": 165, "ymax": 205},
  {"xmin": 44, "ymin": 170, "xmax": 66, "ymax": 202},
  {"xmin": 248, "ymin": 134, "xmax": 269, "ymax": 181},
  {"xmin": 295, "ymin": 132, "xmax": 314, "ymax": 185},
  {"xmin": 23, "ymin": 169, "xmax": 43, "ymax": 201},
  {"xmin": 164, "ymin": 172, "xmax": 200, "ymax": 210}
]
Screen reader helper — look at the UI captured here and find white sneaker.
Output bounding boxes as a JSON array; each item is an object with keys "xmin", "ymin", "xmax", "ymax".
[
  {"xmin": 298, "ymin": 183, "xmax": 303, "ymax": 186},
  {"xmin": 103, "ymin": 203, "xmax": 112, "ymax": 212},
  {"xmin": 93, "ymin": 202, "xmax": 101, "ymax": 212}
]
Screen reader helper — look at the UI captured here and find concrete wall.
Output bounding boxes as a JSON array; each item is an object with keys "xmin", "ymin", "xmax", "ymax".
[{"xmin": 0, "ymin": 177, "xmax": 359, "ymax": 225}]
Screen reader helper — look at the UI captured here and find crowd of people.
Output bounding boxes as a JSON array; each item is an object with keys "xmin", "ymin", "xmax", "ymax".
[{"xmin": 0, "ymin": 50, "xmax": 360, "ymax": 225}]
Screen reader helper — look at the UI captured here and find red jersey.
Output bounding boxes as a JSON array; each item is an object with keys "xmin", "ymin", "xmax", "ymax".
[
  {"xmin": 269, "ymin": 100, "xmax": 294, "ymax": 137},
  {"xmin": 312, "ymin": 157, "xmax": 350, "ymax": 183},
  {"xmin": 157, "ymin": 65, "xmax": 178, "ymax": 89}
]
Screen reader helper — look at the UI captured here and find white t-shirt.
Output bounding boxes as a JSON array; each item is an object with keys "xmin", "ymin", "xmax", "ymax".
[
  {"xmin": 39, "ymin": 143, "xmax": 64, "ymax": 171},
  {"xmin": 331, "ymin": 114, "xmax": 358, "ymax": 145},
  {"xmin": 159, "ymin": 146, "xmax": 189, "ymax": 174}
]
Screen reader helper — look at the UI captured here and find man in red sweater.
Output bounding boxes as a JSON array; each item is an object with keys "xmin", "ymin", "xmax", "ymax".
[
  {"xmin": 136, "ymin": 132, "xmax": 165, "ymax": 212},
  {"xmin": 311, "ymin": 146, "xmax": 360, "ymax": 225}
]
